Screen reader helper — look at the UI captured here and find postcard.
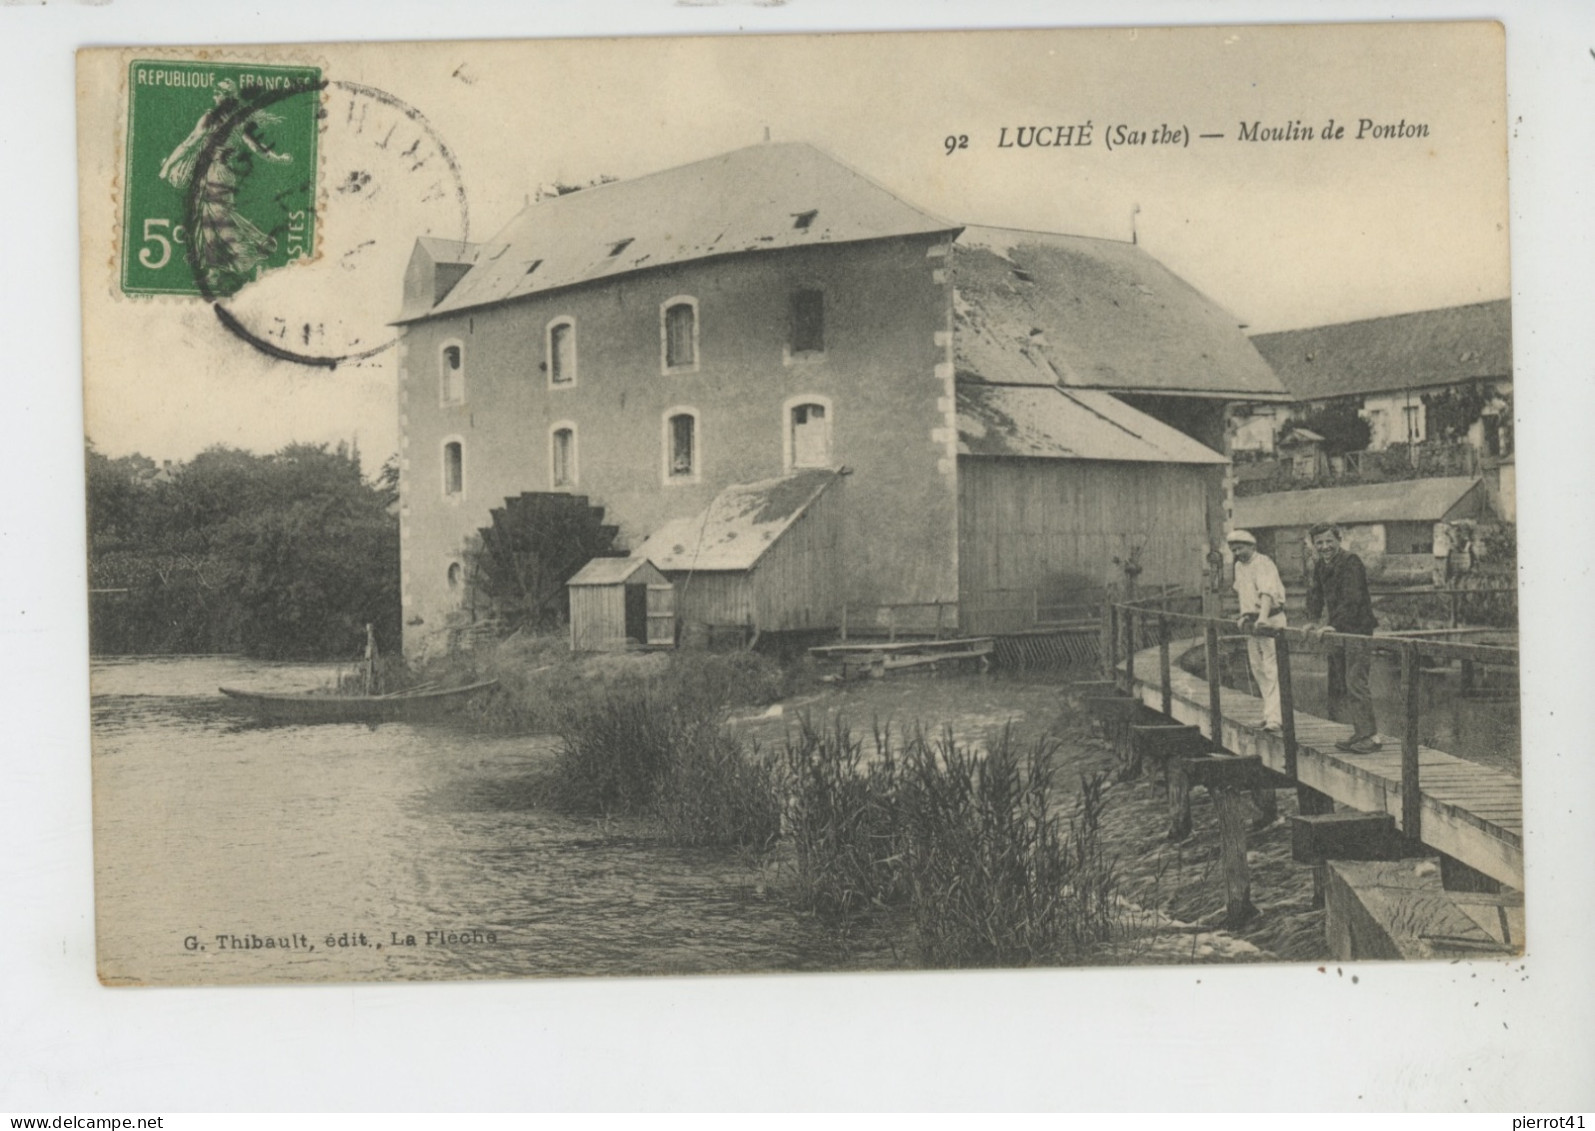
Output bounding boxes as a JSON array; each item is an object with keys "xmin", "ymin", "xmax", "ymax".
[{"xmin": 78, "ymin": 23, "xmax": 1517, "ymax": 986}]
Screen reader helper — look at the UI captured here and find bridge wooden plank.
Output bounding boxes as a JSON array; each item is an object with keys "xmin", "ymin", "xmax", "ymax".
[{"xmin": 1125, "ymin": 639, "xmax": 1524, "ymax": 890}]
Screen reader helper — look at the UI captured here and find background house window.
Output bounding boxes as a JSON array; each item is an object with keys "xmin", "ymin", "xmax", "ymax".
[
  {"xmin": 790, "ymin": 402, "xmax": 831, "ymax": 468},
  {"xmin": 443, "ymin": 441, "xmax": 463, "ymax": 495},
  {"xmin": 447, "ymin": 562, "xmax": 463, "ymax": 589},
  {"xmin": 790, "ymin": 288, "xmax": 825, "ymax": 354},
  {"xmin": 549, "ymin": 320, "xmax": 575, "ymax": 385},
  {"xmin": 664, "ymin": 300, "xmax": 697, "ymax": 370},
  {"xmin": 668, "ymin": 413, "xmax": 696, "ymax": 479},
  {"xmin": 1403, "ymin": 404, "xmax": 1423, "ymax": 443},
  {"xmin": 440, "ymin": 343, "xmax": 464, "ymax": 403},
  {"xmin": 551, "ymin": 426, "xmax": 575, "ymax": 488}
]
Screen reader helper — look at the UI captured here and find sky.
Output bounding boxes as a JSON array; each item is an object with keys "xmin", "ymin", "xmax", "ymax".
[{"xmin": 79, "ymin": 23, "xmax": 1509, "ymax": 464}]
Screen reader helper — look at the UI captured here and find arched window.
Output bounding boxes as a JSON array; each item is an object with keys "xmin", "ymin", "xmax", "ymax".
[
  {"xmin": 784, "ymin": 395, "xmax": 834, "ymax": 470},
  {"xmin": 446, "ymin": 561, "xmax": 463, "ymax": 590},
  {"xmin": 442, "ymin": 439, "xmax": 464, "ymax": 496},
  {"xmin": 663, "ymin": 408, "xmax": 700, "ymax": 483},
  {"xmin": 547, "ymin": 318, "xmax": 576, "ymax": 387},
  {"xmin": 440, "ymin": 341, "xmax": 465, "ymax": 404},
  {"xmin": 551, "ymin": 423, "xmax": 577, "ymax": 488},
  {"xmin": 661, "ymin": 297, "xmax": 699, "ymax": 373}
]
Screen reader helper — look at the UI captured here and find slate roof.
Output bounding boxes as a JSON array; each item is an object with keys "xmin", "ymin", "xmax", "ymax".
[
  {"xmin": 398, "ymin": 143, "xmax": 959, "ymax": 323},
  {"xmin": 635, "ymin": 469, "xmax": 838, "ymax": 572},
  {"xmin": 1232, "ymin": 477, "xmax": 1484, "ymax": 529},
  {"xmin": 952, "ymin": 225, "xmax": 1287, "ymax": 401},
  {"xmin": 567, "ymin": 556, "xmax": 667, "ymax": 587},
  {"xmin": 957, "ymin": 384, "xmax": 1226, "ymax": 465},
  {"xmin": 1250, "ymin": 300, "xmax": 1512, "ymax": 401}
]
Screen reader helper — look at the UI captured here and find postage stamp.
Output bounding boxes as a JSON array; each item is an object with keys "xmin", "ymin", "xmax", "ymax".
[{"xmin": 120, "ymin": 60, "xmax": 321, "ymax": 298}]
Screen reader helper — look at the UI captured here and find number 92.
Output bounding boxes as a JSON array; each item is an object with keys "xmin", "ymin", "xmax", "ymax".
[{"xmin": 943, "ymin": 134, "xmax": 969, "ymax": 156}]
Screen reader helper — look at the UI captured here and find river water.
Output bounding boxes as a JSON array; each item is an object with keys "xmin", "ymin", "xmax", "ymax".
[{"xmin": 90, "ymin": 656, "xmax": 870, "ymax": 986}]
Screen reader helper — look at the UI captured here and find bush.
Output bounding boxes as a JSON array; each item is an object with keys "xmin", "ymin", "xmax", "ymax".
[{"xmin": 777, "ymin": 716, "xmax": 1122, "ymax": 967}]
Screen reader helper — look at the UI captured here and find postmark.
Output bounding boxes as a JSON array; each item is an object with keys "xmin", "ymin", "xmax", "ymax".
[{"xmin": 121, "ymin": 60, "xmax": 321, "ymax": 299}]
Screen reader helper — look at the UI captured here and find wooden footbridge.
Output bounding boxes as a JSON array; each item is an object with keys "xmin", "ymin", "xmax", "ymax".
[{"xmin": 1084, "ymin": 600, "xmax": 1522, "ymax": 956}]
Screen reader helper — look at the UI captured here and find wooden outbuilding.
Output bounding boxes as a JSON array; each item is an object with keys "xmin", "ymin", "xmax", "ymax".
[
  {"xmin": 566, "ymin": 557, "xmax": 676, "ymax": 652},
  {"xmin": 634, "ymin": 469, "xmax": 843, "ymax": 643},
  {"xmin": 1233, "ymin": 476, "xmax": 1493, "ymax": 583}
]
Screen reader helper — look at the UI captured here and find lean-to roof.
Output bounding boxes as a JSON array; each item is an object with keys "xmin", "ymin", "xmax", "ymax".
[
  {"xmin": 957, "ymin": 384, "xmax": 1226, "ymax": 465},
  {"xmin": 635, "ymin": 469, "xmax": 839, "ymax": 573}
]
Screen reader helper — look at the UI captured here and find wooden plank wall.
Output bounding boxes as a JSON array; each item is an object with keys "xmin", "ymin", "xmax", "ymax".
[
  {"xmin": 751, "ymin": 479, "xmax": 843, "ymax": 631},
  {"xmin": 671, "ymin": 572, "xmax": 753, "ymax": 630},
  {"xmin": 668, "ymin": 479, "xmax": 844, "ymax": 633},
  {"xmin": 569, "ymin": 584, "xmax": 628, "ymax": 651},
  {"xmin": 959, "ymin": 459, "xmax": 1209, "ymax": 634}
]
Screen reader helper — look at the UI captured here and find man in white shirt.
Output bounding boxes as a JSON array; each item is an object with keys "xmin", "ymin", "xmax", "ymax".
[{"xmin": 1229, "ymin": 529, "xmax": 1288, "ymax": 734}]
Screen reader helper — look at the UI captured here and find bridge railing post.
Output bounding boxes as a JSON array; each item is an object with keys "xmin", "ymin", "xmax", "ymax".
[
  {"xmin": 1204, "ymin": 622, "xmax": 1224, "ymax": 748},
  {"xmin": 1273, "ymin": 628, "xmax": 1298, "ymax": 779},
  {"xmin": 1158, "ymin": 614, "xmax": 1172, "ymax": 717},
  {"xmin": 1401, "ymin": 640, "xmax": 1423, "ymax": 844}
]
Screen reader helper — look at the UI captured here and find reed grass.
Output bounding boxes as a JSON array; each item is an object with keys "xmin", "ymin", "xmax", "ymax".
[
  {"xmin": 547, "ymin": 658, "xmax": 783, "ymax": 849},
  {"xmin": 777, "ymin": 716, "xmax": 1122, "ymax": 966}
]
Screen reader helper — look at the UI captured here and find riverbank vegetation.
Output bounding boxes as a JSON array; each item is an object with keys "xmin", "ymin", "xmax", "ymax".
[
  {"xmin": 86, "ymin": 441, "xmax": 400, "ymax": 659},
  {"xmin": 480, "ymin": 639, "xmax": 1127, "ymax": 967}
]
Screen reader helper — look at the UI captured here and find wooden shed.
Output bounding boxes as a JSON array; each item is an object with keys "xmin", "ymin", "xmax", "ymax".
[
  {"xmin": 955, "ymin": 382, "xmax": 1229, "ymax": 633},
  {"xmin": 1233, "ymin": 476, "xmax": 1492, "ymax": 583},
  {"xmin": 566, "ymin": 557, "xmax": 676, "ymax": 652},
  {"xmin": 634, "ymin": 469, "xmax": 842, "ymax": 641}
]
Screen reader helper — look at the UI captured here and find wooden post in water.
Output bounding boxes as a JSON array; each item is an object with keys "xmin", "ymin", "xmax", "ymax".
[
  {"xmin": 840, "ymin": 602, "xmax": 848, "ymax": 643},
  {"xmin": 1204, "ymin": 622, "xmax": 1224, "ymax": 748},
  {"xmin": 887, "ymin": 605, "xmax": 897, "ymax": 644},
  {"xmin": 1158, "ymin": 615, "xmax": 1172, "ymax": 717},
  {"xmin": 1214, "ymin": 787, "xmax": 1257, "ymax": 928},
  {"xmin": 1167, "ymin": 757, "xmax": 1193, "ymax": 841},
  {"xmin": 1401, "ymin": 642, "xmax": 1423, "ymax": 845},
  {"xmin": 364, "ymin": 623, "xmax": 376, "ymax": 695}
]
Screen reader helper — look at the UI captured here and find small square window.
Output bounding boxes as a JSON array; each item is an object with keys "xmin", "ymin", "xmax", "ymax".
[{"xmin": 791, "ymin": 289, "xmax": 824, "ymax": 354}]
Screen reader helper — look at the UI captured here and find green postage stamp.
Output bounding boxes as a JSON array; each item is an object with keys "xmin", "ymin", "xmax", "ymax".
[{"xmin": 120, "ymin": 60, "xmax": 321, "ymax": 299}]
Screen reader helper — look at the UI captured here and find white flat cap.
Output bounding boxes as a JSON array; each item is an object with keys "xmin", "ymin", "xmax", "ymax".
[{"xmin": 1226, "ymin": 529, "xmax": 1257, "ymax": 545}]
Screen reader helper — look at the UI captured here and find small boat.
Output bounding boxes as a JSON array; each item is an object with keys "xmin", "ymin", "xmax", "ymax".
[{"xmin": 218, "ymin": 680, "xmax": 499, "ymax": 724}]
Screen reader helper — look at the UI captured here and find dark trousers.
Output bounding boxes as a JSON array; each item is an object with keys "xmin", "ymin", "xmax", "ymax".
[{"xmin": 1328, "ymin": 640, "xmax": 1378, "ymax": 739}]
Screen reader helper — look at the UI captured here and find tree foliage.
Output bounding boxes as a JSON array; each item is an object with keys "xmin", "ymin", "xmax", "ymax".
[
  {"xmin": 86, "ymin": 441, "xmax": 399, "ymax": 659},
  {"xmin": 1287, "ymin": 401, "xmax": 1372, "ymax": 455}
]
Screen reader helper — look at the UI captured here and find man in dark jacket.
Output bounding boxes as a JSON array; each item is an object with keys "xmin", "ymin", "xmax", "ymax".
[{"xmin": 1305, "ymin": 522, "xmax": 1381, "ymax": 752}]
